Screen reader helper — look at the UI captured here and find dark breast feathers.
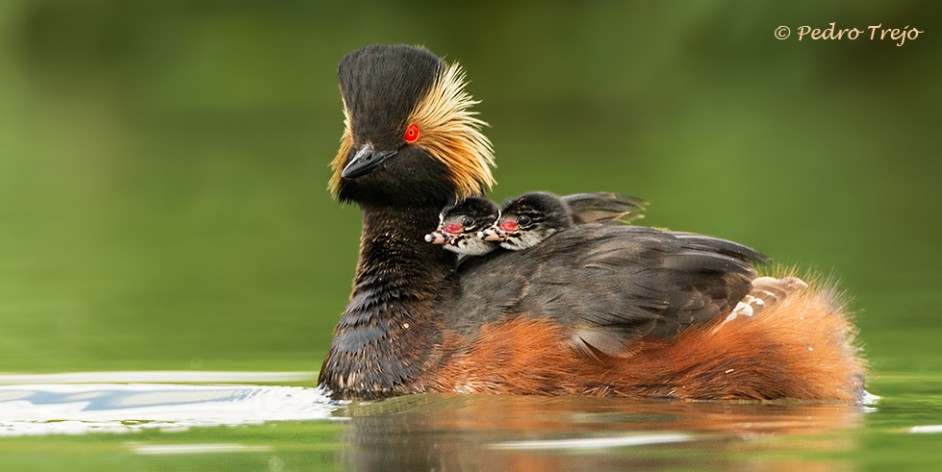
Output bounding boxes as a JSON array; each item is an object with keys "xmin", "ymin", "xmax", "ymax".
[{"xmin": 449, "ymin": 224, "xmax": 766, "ymax": 358}]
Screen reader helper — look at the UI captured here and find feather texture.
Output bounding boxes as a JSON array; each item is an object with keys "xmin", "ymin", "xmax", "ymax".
[{"xmin": 406, "ymin": 62, "xmax": 496, "ymax": 199}]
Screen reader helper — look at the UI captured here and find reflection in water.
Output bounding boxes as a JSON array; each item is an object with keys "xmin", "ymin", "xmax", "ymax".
[
  {"xmin": 0, "ymin": 382, "xmax": 871, "ymax": 470},
  {"xmin": 338, "ymin": 394, "xmax": 864, "ymax": 471}
]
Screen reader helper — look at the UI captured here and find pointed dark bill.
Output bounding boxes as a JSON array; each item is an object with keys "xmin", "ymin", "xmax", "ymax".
[{"xmin": 341, "ymin": 144, "xmax": 399, "ymax": 179}]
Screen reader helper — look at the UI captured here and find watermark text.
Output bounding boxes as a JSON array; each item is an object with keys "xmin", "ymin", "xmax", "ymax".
[{"xmin": 774, "ymin": 23, "xmax": 923, "ymax": 47}]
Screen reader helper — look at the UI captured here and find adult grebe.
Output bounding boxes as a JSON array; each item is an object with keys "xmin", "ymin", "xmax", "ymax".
[{"xmin": 318, "ymin": 45, "xmax": 864, "ymax": 401}]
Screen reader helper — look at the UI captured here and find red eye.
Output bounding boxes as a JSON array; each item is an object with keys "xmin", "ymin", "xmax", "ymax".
[
  {"xmin": 500, "ymin": 220, "xmax": 519, "ymax": 231},
  {"xmin": 444, "ymin": 223, "xmax": 463, "ymax": 233},
  {"xmin": 404, "ymin": 123, "xmax": 420, "ymax": 143}
]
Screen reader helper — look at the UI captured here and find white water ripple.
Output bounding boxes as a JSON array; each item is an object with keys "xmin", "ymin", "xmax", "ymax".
[{"xmin": 0, "ymin": 381, "xmax": 337, "ymax": 437}]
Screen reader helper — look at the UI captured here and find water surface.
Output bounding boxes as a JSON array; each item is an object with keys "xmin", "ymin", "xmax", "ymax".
[{"xmin": 1, "ymin": 373, "xmax": 940, "ymax": 470}]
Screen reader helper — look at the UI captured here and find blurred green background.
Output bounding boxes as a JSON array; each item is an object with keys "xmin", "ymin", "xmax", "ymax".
[{"xmin": 0, "ymin": 1, "xmax": 938, "ymax": 381}]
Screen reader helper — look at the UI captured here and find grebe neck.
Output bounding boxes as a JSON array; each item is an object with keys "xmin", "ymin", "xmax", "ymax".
[{"xmin": 318, "ymin": 203, "xmax": 455, "ymax": 399}]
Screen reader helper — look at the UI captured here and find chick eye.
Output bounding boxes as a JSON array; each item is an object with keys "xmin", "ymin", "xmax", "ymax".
[
  {"xmin": 404, "ymin": 123, "xmax": 420, "ymax": 143},
  {"xmin": 518, "ymin": 215, "xmax": 532, "ymax": 226},
  {"xmin": 499, "ymin": 220, "xmax": 518, "ymax": 231},
  {"xmin": 461, "ymin": 217, "xmax": 474, "ymax": 227}
]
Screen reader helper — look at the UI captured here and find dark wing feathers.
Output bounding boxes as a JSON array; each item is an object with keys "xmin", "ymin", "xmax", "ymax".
[
  {"xmin": 452, "ymin": 224, "xmax": 762, "ymax": 357},
  {"xmin": 671, "ymin": 231, "xmax": 768, "ymax": 264},
  {"xmin": 561, "ymin": 192, "xmax": 647, "ymax": 224}
]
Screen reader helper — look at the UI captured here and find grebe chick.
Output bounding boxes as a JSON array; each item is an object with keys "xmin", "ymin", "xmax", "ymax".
[
  {"xmin": 482, "ymin": 192, "xmax": 573, "ymax": 250},
  {"xmin": 425, "ymin": 197, "xmax": 499, "ymax": 256}
]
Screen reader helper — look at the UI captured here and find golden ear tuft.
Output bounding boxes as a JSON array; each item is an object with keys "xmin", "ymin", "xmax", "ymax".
[
  {"xmin": 328, "ymin": 99, "xmax": 353, "ymax": 197},
  {"xmin": 407, "ymin": 62, "xmax": 496, "ymax": 199}
]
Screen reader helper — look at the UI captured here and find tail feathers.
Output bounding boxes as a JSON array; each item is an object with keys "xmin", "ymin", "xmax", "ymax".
[{"xmin": 680, "ymin": 284, "xmax": 865, "ymax": 400}]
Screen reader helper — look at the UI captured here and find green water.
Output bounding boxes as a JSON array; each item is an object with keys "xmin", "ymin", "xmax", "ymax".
[{"xmin": 1, "ymin": 1, "xmax": 941, "ymax": 470}]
